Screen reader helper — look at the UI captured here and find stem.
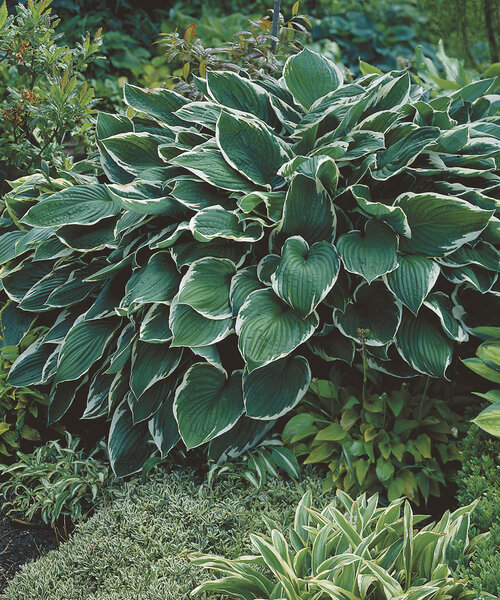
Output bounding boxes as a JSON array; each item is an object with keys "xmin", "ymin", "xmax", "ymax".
[
  {"xmin": 271, "ymin": 0, "xmax": 281, "ymax": 54},
  {"xmin": 484, "ymin": 0, "xmax": 499, "ymax": 63},
  {"xmin": 418, "ymin": 376, "xmax": 431, "ymax": 423},
  {"xmin": 362, "ymin": 342, "xmax": 367, "ymax": 405}
]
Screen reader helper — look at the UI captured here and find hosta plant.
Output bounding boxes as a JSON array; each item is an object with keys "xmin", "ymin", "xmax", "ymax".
[
  {"xmin": 463, "ymin": 327, "xmax": 500, "ymax": 437},
  {"xmin": 282, "ymin": 379, "xmax": 463, "ymax": 505},
  {"xmin": 191, "ymin": 489, "xmax": 480, "ymax": 600},
  {"xmin": 0, "ymin": 48, "xmax": 499, "ymax": 476}
]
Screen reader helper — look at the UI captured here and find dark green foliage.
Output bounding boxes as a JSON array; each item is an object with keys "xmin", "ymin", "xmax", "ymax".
[
  {"xmin": 1, "ymin": 469, "xmax": 323, "ymax": 599},
  {"xmin": 455, "ymin": 426, "xmax": 500, "ymax": 597}
]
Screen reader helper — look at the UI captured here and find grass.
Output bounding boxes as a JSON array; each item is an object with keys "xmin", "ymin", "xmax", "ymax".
[{"xmin": 0, "ymin": 468, "xmax": 323, "ymax": 600}]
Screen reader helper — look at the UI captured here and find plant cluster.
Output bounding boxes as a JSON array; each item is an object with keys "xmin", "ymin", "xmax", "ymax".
[
  {"xmin": 454, "ymin": 426, "xmax": 500, "ymax": 597},
  {"xmin": 1, "ymin": 469, "xmax": 323, "ymax": 600},
  {"xmin": 0, "ymin": 432, "xmax": 115, "ymax": 526},
  {"xmin": 463, "ymin": 326, "xmax": 500, "ymax": 437},
  {"xmin": 192, "ymin": 489, "xmax": 480, "ymax": 600},
  {"xmin": 282, "ymin": 379, "xmax": 463, "ymax": 504},
  {"xmin": 0, "ymin": 48, "xmax": 499, "ymax": 477},
  {"xmin": 0, "ymin": 321, "xmax": 51, "ymax": 457},
  {"xmin": 0, "ymin": 0, "xmax": 102, "ymax": 188}
]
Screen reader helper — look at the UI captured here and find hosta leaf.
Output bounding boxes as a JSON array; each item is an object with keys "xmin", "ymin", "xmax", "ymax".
[
  {"xmin": 307, "ymin": 328, "xmax": 356, "ymax": 365},
  {"xmin": 463, "ymin": 358, "xmax": 500, "ymax": 383},
  {"xmin": 385, "ymin": 255, "xmax": 440, "ymax": 315},
  {"xmin": 207, "ymin": 71, "xmax": 271, "ymax": 122},
  {"xmin": 396, "ymin": 312, "xmax": 453, "ymax": 378},
  {"xmin": 48, "ymin": 377, "xmax": 89, "ymax": 425},
  {"xmin": 238, "ymin": 191, "xmax": 286, "ymax": 222},
  {"xmin": 371, "ymin": 127, "xmax": 440, "ymax": 180},
  {"xmin": 102, "ymin": 133, "xmax": 168, "ymax": 176},
  {"xmin": 335, "ymin": 282, "xmax": 402, "ymax": 346},
  {"xmin": 107, "ymin": 184, "xmax": 185, "ymax": 217},
  {"xmin": 84, "ymin": 371, "xmax": 115, "ymax": 420},
  {"xmin": 174, "ymin": 363, "xmax": 244, "ymax": 449},
  {"xmin": 129, "ymin": 376, "xmax": 180, "ymax": 425},
  {"xmin": 216, "ymin": 111, "xmax": 290, "ymax": 189},
  {"xmin": 177, "ymin": 257, "xmax": 236, "ymax": 319},
  {"xmin": 439, "ymin": 241, "xmax": 500, "ymax": 272},
  {"xmin": 123, "ymin": 83, "xmax": 188, "ymax": 125},
  {"xmin": 279, "ymin": 174, "xmax": 335, "ymax": 244},
  {"xmin": 172, "ymin": 238, "xmax": 249, "ymax": 269},
  {"xmin": 236, "ymin": 289, "xmax": 319, "ymax": 370},
  {"xmin": 2, "ymin": 261, "xmax": 52, "ymax": 302},
  {"xmin": 350, "ymin": 185, "xmax": 410, "ymax": 237},
  {"xmin": 140, "ymin": 304, "xmax": 172, "ymax": 343},
  {"xmin": 472, "ymin": 402, "xmax": 500, "ymax": 437},
  {"xmin": 244, "ymin": 355, "xmax": 311, "ymax": 420},
  {"xmin": 18, "ymin": 268, "xmax": 70, "ymax": 312},
  {"xmin": 170, "ymin": 302, "xmax": 233, "ymax": 347},
  {"xmin": 0, "ymin": 303, "xmax": 34, "ymax": 347},
  {"xmin": 284, "ymin": 48, "xmax": 343, "ymax": 110},
  {"xmin": 172, "ymin": 149, "xmax": 254, "ymax": 192},
  {"xmin": 21, "ymin": 185, "xmax": 119, "ymax": 228},
  {"xmin": 7, "ymin": 339, "xmax": 54, "ymax": 386},
  {"xmin": 124, "ymin": 252, "xmax": 181, "ymax": 311},
  {"xmin": 258, "ymin": 254, "xmax": 280, "ymax": 285},
  {"xmin": 190, "ymin": 206, "xmax": 263, "ymax": 243},
  {"xmin": 148, "ymin": 394, "xmax": 180, "ymax": 457},
  {"xmin": 229, "ymin": 266, "xmax": 263, "ymax": 316},
  {"xmin": 108, "ymin": 400, "xmax": 152, "ymax": 477},
  {"xmin": 56, "ymin": 317, "xmax": 119, "ymax": 383},
  {"xmin": 396, "ymin": 193, "xmax": 494, "ymax": 257},
  {"xmin": 271, "ymin": 236, "xmax": 340, "ymax": 316},
  {"xmin": 130, "ymin": 341, "xmax": 182, "ymax": 400},
  {"xmin": 208, "ymin": 417, "xmax": 275, "ymax": 461},
  {"xmin": 423, "ymin": 292, "xmax": 469, "ymax": 342},
  {"xmin": 337, "ymin": 220, "xmax": 398, "ymax": 283},
  {"xmin": 171, "ymin": 179, "xmax": 232, "ymax": 211}
]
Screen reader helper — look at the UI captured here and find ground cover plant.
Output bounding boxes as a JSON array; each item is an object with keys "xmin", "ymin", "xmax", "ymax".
[
  {"xmin": 0, "ymin": 469, "xmax": 323, "ymax": 599},
  {"xmin": 282, "ymin": 378, "xmax": 464, "ymax": 504},
  {"xmin": 192, "ymin": 488, "xmax": 481, "ymax": 600},
  {"xmin": 0, "ymin": 46, "xmax": 499, "ymax": 476}
]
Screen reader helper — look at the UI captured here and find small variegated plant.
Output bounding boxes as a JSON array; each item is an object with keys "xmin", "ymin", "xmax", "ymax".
[
  {"xmin": 190, "ymin": 489, "xmax": 481, "ymax": 600},
  {"xmin": 0, "ymin": 48, "xmax": 499, "ymax": 475}
]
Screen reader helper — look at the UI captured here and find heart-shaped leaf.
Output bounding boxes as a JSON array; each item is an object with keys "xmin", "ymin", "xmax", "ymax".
[{"xmin": 385, "ymin": 255, "xmax": 440, "ymax": 315}]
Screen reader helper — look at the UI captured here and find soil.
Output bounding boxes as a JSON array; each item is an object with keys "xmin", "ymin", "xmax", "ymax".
[{"xmin": 0, "ymin": 507, "xmax": 58, "ymax": 593}]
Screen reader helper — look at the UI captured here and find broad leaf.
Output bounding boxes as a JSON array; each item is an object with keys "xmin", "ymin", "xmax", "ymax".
[{"xmin": 385, "ymin": 255, "xmax": 440, "ymax": 315}]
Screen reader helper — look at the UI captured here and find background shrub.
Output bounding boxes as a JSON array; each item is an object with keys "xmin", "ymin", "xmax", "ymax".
[{"xmin": 0, "ymin": 469, "xmax": 323, "ymax": 600}]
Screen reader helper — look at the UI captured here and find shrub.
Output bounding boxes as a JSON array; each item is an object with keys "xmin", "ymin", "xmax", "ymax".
[
  {"xmin": 282, "ymin": 379, "xmax": 464, "ymax": 505},
  {"xmin": 463, "ymin": 327, "xmax": 500, "ymax": 437},
  {"xmin": 192, "ymin": 489, "xmax": 480, "ymax": 600},
  {"xmin": 0, "ymin": 0, "xmax": 102, "ymax": 189},
  {"xmin": 0, "ymin": 48, "xmax": 499, "ymax": 476},
  {"xmin": 0, "ymin": 323, "xmax": 51, "ymax": 457},
  {"xmin": 0, "ymin": 432, "xmax": 116, "ymax": 526},
  {"xmin": 1, "ymin": 469, "xmax": 323, "ymax": 600},
  {"xmin": 454, "ymin": 426, "xmax": 500, "ymax": 597}
]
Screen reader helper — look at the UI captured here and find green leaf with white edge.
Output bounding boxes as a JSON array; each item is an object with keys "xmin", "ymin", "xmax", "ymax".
[
  {"xmin": 385, "ymin": 255, "xmax": 440, "ymax": 315},
  {"xmin": 108, "ymin": 400, "xmax": 152, "ymax": 477},
  {"xmin": 463, "ymin": 358, "xmax": 500, "ymax": 383},
  {"xmin": 48, "ymin": 377, "xmax": 89, "ymax": 425},
  {"xmin": 172, "ymin": 149, "xmax": 255, "ymax": 192},
  {"xmin": 130, "ymin": 340, "xmax": 182, "ymax": 400},
  {"xmin": 396, "ymin": 311, "xmax": 453, "ymax": 378},
  {"xmin": 56, "ymin": 317, "xmax": 119, "ymax": 383},
  {"xmin": 472, "ymin": 389, "xmax": 500, "ymax": 404},
  {"xmin": 237, "ymin": 191, "xmax": 286, "ymax": 222},
  {"xmin": 229, "ymin": 266, "xmax": 264, "ymax": 316},
  {"xmin": 171, "ymin": 179, "xmax": 232, "ymax": 211},
  {"xmin": 279, "ymin": 174, "xmax": 335, "ymax": 244},
  {"xmin": 216, "ymin": 111, "xmax": 290, "ymax": 189},
  {"xmin": 172, "ymin": 238, "xmax": 250, "ymax": 270},
  {"xmin": 170, "ymin": 302, "xmax": 233, "ymax": 348},
  {"xmin": 284, "ymin": 48, "xmax": 343, "ymax": 110},
  {"xmin": 396, "ymin": 192, "xmax": 494, "ymax": 257},
  {"xmin": 123, "ymin": 83, "xmax": 188, "ymax": 125},
  {"xmin": 477, "ymin": 339, "xmax": 500, "ymax": 368},
  {"xmin": 271, "ymin": 236, "xmax": 340, "ymax": 316},
  {"xmin": 350, "ymin": 185, "xmax": 410, "ymax": 237},
  {"xmin": 371, "ymin": 127, "xmax": 440, "ymax": 180},
  {"xmin": 207, "ymin": 71, "xmax": 271, "ymax": 122},
  {"xmin": 423, "ymin": 291, "xmax": 468, "ymax": 342},
  {"xmin": 21, "ymin": 185, "xmax": 119, "ymax": 228},
  {"xmin": 148, "ymin": 393, "xmax": 180, "ymax": 457},
  {"xmin": 106, "ymin": 184, "xmax": 185, "ymax": 217},
  {"xmin": 7, "ymin": 338, "xmax": 54, "ymax": 387},
  {"xmin": 335, "ymin": 282, "xmax": 402, "ymax": 346},
  {"xmin": 243, "ymin": 355, "xmax": 311, "ymax": 420},
  {"xmin": 337, "ymin": 220, "xmax": 398, "ymax": 284},
  {"xmin": 2, "ymin": 262, "xmax": 53, "ymax": 303},
  {"xmin": 102, "ymin": 133, "xmax": 168, "ymax": 176},
  {"xmin": 177, "ymin": 257, "xmax": 236, "ymax": 319},
  {"xmin": 236, "ymin": 289, "xmax": 319, "ymax": 370},
  {"xmin": 139, "ymin": 304, "xmax": 172, "ymax": 343},
  {"xmin": 279, "ymin": 155, "xmax": 339, "ymax": 194},
  {"xmin": 307, "ymin": 327, "xmax": 356, "ymax": 365},
  {"xmin": 472, "ymin": 401, "xmax": 500, "ymax": 437},
  {"xmin": 258, "ymin": 254, "xmax": 280, "ymax": 285},
  {"xmin": 124, "ymin": 252, "xmax": 181, "ymax": 311},
  {"xmin": 129, "ymin": 375, "xmax": 180, "ymax": 425},
  {"xmin": 174, "ymin": 363, "xmax": 244, "ymax": 449},
  {"xmin": 190, "ymin": 206, "xmax": 263, "ymax": 243}
]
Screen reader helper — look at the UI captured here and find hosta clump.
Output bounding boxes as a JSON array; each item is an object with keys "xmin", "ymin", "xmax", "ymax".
[
  {"xmin": 282, "ymin": 380, "xmax": 463, "ymax": 504},
  {"xmin": 0, "ymin": 48, "xmax": 499, "ymax": 476},
  {"xmin": 191, "ymin": 490, "xmax": 480, "ymax": 600}
]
